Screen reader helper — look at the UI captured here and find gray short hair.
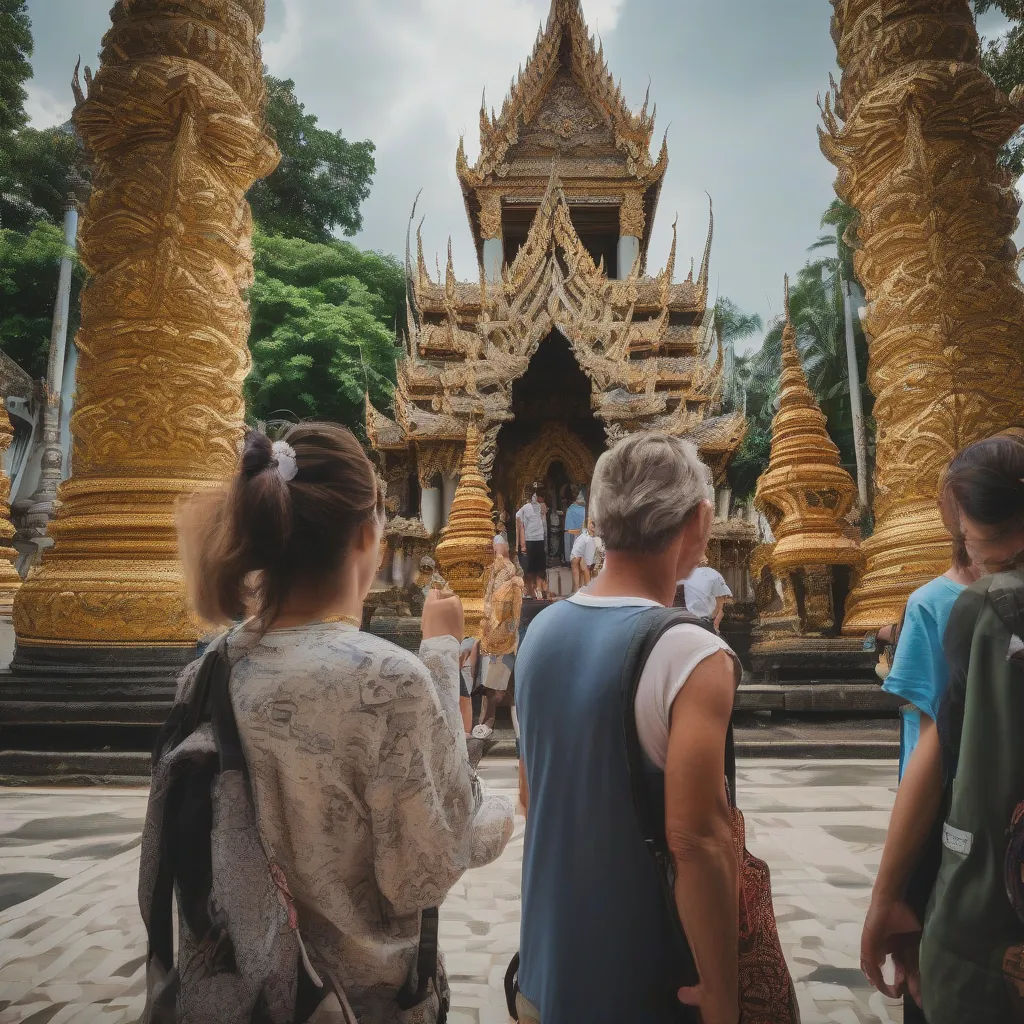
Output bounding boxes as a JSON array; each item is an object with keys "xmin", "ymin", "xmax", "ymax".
[{"xmin": 590, "ymin": 432, "xmax": 711, "ymax": 554}]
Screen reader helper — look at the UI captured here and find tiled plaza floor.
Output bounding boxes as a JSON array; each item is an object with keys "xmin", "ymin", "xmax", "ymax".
[{"xmin": 0, "ymin": 760, "xmax": 904, "ymax": 1023}]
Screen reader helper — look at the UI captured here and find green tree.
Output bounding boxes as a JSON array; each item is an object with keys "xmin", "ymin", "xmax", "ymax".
[
  {"xmin": 245, "ymin": 231, "xmax": 404, "ymax": 432},
  {"xmin": 725, "ymin": 202, "xmax": 875, "ymax": 500},
  {"xmin": 3, "ymin": 123, "xmax": 88, "ymax": 231},
  {"xmin": 715, "ymin": 297, "xmax": 763, "ymax": 413},
  {"xmin": 0, "ymin": 221, "xmax": 82, "ymax": 378},
  {"xmin": 248, "ymin": 77, "xmax": 376, "ymax": 243},
  {"xmin": 975, "ymin": 0, "xmax": 1024, "ymax": 173},
  {"xmin": 0, "ymin": 0, "xmax": 31, "ymax": 138}
]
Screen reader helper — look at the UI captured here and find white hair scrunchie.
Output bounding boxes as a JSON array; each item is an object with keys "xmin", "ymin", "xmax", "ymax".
[{"xmin": 272, "ymin": 440, "xmax": 298, "ymax": 483}]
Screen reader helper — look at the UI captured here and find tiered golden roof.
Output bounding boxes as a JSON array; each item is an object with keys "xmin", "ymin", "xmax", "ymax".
[
  {"xmin": 456, "ymin": 0, "xmax": 668, "ymax": 257},
  {"xmin": 755, "ymin": 278, "xmax": 860, "ymax": 575},
  {"xmin": 434, "ymin": 424, "xmax": 496, "ymax": 635}
]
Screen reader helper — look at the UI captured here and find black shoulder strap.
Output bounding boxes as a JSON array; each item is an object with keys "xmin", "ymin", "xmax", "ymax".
[
  {"xmin": 622, "ymin": 606, "xmax": 737, "ymax": 834},
  {"xmin": 620, "ymin": 607, "xmax": 737, "ymax": 998}
]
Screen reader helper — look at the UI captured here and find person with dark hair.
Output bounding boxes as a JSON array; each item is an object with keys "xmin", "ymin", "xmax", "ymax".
[
  {"xmin": 516, "ymin": 484, "xmax": 549, "ymax": 600},
  {"xmin": 176, "ymin": 423, "xmax": 514, "ymax": 1024},
  {"xmin": 862, "ymin": 433, "xmax": 1024, "ymax": 1024}
]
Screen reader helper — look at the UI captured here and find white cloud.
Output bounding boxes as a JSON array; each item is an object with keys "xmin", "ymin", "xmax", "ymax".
[{"xmin": 25, "ymin": 82, "xmax": 71, "ymax": 128}]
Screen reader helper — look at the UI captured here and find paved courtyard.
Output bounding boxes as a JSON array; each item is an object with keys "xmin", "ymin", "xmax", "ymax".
[{"xmin": 0, "ymin": 760, "xmax": 904, "ymax": 1024}]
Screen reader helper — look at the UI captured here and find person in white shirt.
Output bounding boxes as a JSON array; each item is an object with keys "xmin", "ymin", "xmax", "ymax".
[
  {"xmin": 516, "ymin": 485, "xmax": 549, "ymax": 599},
  {"xmin": 677, "ymin": 561, "xmax": 732, "ymax": 630},
  {"xmin": 570, "ymin": 520, "xmax": 598, "ymax": 592}
]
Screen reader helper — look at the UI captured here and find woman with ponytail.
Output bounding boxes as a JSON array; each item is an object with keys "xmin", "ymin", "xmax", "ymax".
[{"xmin": 176, "ymin": 423, "xmax": 514, "ymax": 1023}]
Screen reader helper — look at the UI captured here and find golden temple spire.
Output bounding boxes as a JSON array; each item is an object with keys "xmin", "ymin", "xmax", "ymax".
[
  {"xmin": 754, "ymin": 278, "xmax": 860, "ymax": 578},
  {"xmin": 434, "ymin": 423, "xmax": 497, "ymax": 634}
]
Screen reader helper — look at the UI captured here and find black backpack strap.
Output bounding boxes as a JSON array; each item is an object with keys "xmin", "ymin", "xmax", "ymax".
[
  {"xmin": 620, "ymin": 606, "xmax": 737, "ymax": 992},
  {"xmin": 398, "ymin": 907, "xmax": 446, "ymax": 1020},
  {"xmin": 144, "ymin": 633, "xmax": 233, "ymax": 979}
]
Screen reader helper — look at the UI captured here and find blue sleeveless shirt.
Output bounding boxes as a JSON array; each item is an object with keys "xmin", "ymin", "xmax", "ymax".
[{"xmin": 516, "ymin": 597, "xmax": 697, "ymax": 1023}]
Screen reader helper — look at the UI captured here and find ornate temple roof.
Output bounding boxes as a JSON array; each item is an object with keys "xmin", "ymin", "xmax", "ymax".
[
  {"xmin": 754, "ymin": 278, "xmax": 860, "ymax": 574},
  {"xmin": 456, "ymin": 0, "xmax": 668, "ymax": 259},
  {"xmin": 368, "ymin": 2, "xmax": 745, "ymax": 489}
]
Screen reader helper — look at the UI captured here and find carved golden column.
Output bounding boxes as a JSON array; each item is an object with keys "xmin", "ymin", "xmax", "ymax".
[
  {"xmin": 821, "ymin": 0, "xmax": 1024, "ymax": 633},
  {"xmin": 435, "ymin": 425, "xmax": 496, "ymax": 635},
  {"xmin": 754, "ymin": 279, "xmax": 861, "ymax": 634},
  {"xmin": 0, "ymin": 410, "xmax": 23, "ymax": 616},
  {"xmin": 12, "ymin": 0, "xmax": 280, "ymax": 647}
]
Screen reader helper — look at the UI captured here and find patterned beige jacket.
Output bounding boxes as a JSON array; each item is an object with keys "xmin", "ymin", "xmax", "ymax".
[{"xmin": 222, "ymin": 623, "xmax": 515, "ymax": 1022}]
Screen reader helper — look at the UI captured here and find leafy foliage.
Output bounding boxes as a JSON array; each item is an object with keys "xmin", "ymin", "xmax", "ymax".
[
  {"xmin": 725, "ymin": 202, "xmax": 874, "ymax": 501},
  {"xmin": 245, "ymin": 231, "xmax": 404, "ymax": 434},
  {"xmin": 974, "ymin": 0, "xmax": 1024, "ymax": 174},
  {"xmin": 248, "ymin": 77, "xmax": 376, "ymax": 243},
  {"xmin": 0, "ymin": 220, "xmax": 82, "ymax": 378},
  {"xmin": 1, "ymin": 123, "xmax": 89, "ymax": 232},
  {"xmin": 0, "ymin": 0, "xmax": 31, "ymax": 138}
]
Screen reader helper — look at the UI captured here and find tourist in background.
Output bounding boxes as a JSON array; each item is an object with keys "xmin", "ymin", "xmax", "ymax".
[
  {"xmin": 459, "ymin": 636, "xmax": 478, "ymax": 736},
  {"xmin": 881, "ymin": 541, "xmax": 979, "ymax": 783},
  {"xmin": 569, "ymin": 518, "xmax": 598, "ymax": 593},
  {"xmin": 677, "ymin": 559, "xmax": 732, "ymax": 631},
  {"xmin": 563, "ymin": 489, "xmax": 586, "ymax": 567},
  {"xmin": 517, "ymin": 484, "xmax": 549, "ymax": 599},
  {"xmin": 176, "ymin": 423, "xmax": 514, "ymax": 1024},
  {"xmin": 516, "ymin": 433, "xmax": 740, "ymax": 1023},
  {"xmin": 861, "ymin": 434, "xmax": 1024, "ymax": 1024},
  {"xmin": 473, "ymin": 534, "xmax": 524, "ymax": 740}
]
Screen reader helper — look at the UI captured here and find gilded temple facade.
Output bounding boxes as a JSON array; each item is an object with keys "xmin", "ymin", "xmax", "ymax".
[{"xmin": 367, "ymin": 0, "xmax": 746, "ymax": 549}]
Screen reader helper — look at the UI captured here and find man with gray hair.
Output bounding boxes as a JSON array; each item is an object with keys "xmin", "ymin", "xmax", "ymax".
[{"xmin": 515, "ymin": 432, "xmax": 740, "ymax": 1024}]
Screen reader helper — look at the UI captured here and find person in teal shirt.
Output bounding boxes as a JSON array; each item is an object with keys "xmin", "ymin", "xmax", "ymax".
[
  {"xmin": 882, "ymin": 543, "xmax": 979, "ymax": 780},
  {"xmin": 562, "ymin": 490, "xmax": 586, "ymax": 566}
]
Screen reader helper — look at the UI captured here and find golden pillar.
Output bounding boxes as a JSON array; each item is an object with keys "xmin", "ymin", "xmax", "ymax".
[
  {"xmin": 435, "ymin": 425, "xmax": 496, "ymax": 635},
  {"xmin": 0, "ymin": 410, "xmax": 23, "ymax": 616},
  {"xmin": 754, "ymin": 278, "xmax": 861, "ymax": 636},
  {"xmin": 820, "ymin": 0, "xmax": 1024, "ymax": 633},
  {"xmin": 12, "ymin": 0, "xmax": 280, "ymax": 648}
]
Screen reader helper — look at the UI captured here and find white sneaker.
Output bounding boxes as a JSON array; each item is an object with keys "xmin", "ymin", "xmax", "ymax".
[{"xmin": 472, "ymin": 724, "xmax": 494, "ymax": 740}]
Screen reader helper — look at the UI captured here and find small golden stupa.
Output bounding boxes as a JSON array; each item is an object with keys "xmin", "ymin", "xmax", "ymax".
[
  {"xmin": 754, "ymin": 277, "xmax": 861, "ymax": 635},
  {"xmin": 434, "ymin": 423, "xmax": 496, "ymax": 635}
]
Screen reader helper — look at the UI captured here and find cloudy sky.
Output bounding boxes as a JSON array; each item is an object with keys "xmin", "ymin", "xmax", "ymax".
[{"xmin": 24, "ymin": 0, "xmax": 1012, "ymax": 352}]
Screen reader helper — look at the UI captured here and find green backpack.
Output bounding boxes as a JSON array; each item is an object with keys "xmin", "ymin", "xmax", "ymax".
[{"xmin": 919, "ymin": 571, "xmax": 1024, "ymax": 1023}]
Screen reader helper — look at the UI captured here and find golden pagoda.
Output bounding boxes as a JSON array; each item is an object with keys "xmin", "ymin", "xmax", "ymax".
[
  {"xmin": 753, "ymin": 278, "xmax": 861, "ymax": 637},
  {"xmin": 434, "ymin": 424, "xmax": 496, "ymax": 634},
  {"xmin": 367, "ymin": 0, "xmax": 746, "ymax": 546}
]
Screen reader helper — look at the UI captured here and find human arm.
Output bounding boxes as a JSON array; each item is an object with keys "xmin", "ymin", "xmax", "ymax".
[
  {"xmin": 861, "ymin": 716, "xmax": 943, "ymax": 1003},
  {"xmin": 664, "ymin": 651, "xmax": 740, "ymax": 1024},
  {"xmin": 516, "ymin": 511, "xmax": 526, "ymax": 553},
  {"xmin": 367, "ymin": 638, "xmax": 514, "ymax": 917},
  {"xmin": 713, "ymin": 596, "xmax": 728, "ymax": 630}
]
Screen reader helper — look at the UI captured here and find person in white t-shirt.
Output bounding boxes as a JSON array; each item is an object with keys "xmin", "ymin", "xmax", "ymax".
[
  {"xmin": 677, "ymin": 561, "xmax": 732, "ymax": 631},
  {"xmin": 570, "ymin": 520, "xmax": 598, "ymax": 592},
  {"xmin": 516, "ymin": 485, "xmax": 549, "ymax": 600}
]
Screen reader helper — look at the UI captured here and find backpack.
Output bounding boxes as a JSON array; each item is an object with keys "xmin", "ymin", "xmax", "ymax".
[
  {"xmin": 139, "ymin": 632, "xmax": 448, "ymax": 1024},
  {"xmin": 505, "ymin": 607, "xmax": 799, "ymax": 1023},
  {"xmin": 919, "ymin": 572, "xmax": 1024, "ymax": 1022}
]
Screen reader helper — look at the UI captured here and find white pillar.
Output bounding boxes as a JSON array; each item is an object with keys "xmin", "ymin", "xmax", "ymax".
[
  {"xmin": 716, "ymin": 487, "xmax": 732, "ymax": 520},
  {"xmin": 391, "ymin": 547, "xmax": 407, "ymax": 588},
  {"xmin": 617, "ymin": 235, "xmax": 640, "ymax": 279},
  {"xmin": 442, "ymin": 473, "xmax": 459, "ymax": 525},
  {"xmin": 843, "ymin": 278, "xmax": 870, "ymax": 510},
  {"xmin": 483, "ymin": 238, "xmax": 503, "ymax": 284},
  {"xmin": 421, "ymin": 486, "xmax": 442, "ymax": 536}
]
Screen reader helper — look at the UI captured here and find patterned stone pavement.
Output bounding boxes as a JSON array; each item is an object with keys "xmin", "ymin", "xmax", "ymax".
[{"xmin": 0, "ymin": 760, "xmax": 904, "ymax": 1023}]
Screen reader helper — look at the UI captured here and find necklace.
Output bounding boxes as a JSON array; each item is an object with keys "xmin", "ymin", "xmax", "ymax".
[{"xmin": 317, "ymin": 614, "xmax": 362, "ymax": 629}]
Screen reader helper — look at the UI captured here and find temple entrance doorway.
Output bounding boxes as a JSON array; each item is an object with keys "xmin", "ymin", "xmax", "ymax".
[{"xmin": 491, "ymin": 330, "xmax": 604, "ymax": 550}]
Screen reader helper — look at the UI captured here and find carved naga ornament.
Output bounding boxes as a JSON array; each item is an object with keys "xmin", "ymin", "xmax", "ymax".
[
  {"xmin": 821, "ymin": 0, "xmax": 1024, "ymax": 633},
  {"xmin": 13, "ymin": 0, "xmax": 280, "ymax": 646}
]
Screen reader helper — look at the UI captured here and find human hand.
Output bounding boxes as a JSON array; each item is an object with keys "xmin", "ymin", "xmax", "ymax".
[
  {"xmin": 421, "ymin": 588, "xmax": 465, "ymax": 642},
  {"xmin": 861, "ymin": 897, "xmax": 922, "ymax": 1002},
  {"xmin": 677, "ymin": 983, "xmax": 738, "ymax": 1024}
]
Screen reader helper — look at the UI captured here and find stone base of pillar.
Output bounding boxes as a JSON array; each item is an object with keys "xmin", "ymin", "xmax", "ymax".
[{"xmin": 0, "ymin": 642, "xmax": 196, "ymax": 782}]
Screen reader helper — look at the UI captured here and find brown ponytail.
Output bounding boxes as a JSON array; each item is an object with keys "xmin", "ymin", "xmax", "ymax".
[{"xmin": 178, "ymin": 422, "xmax": 383, "ymax": 632}]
